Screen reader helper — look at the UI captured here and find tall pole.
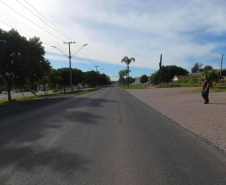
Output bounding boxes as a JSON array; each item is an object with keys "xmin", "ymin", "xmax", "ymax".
[
  {"xmin": 221, "ymin": 54, "xmax": 224, "ymax": 76},
  {"xmin": 52, "ymin": 43, "xmax": 88, "ymax": 93},
  {"xmin": 94, "ymin": 66, "xmax": 100, "ymax": 88},
  {"xmin": 64, "ymin": 41, "xmax": 75, "ymax": 93}
]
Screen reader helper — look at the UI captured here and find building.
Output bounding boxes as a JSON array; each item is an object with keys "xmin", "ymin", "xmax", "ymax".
[
  {"xmin": 172, "ymin": 75, "xmax": 189, "ymax": 82},
  {"xmin": 135, "ymin": 77, "xmax": 140, "ymax": 84}
]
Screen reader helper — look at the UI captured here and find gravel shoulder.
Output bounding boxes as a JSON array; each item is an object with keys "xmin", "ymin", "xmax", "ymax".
[{"xmin": 126, "ymin": 87, "xmax": 226, "ymax": 153}]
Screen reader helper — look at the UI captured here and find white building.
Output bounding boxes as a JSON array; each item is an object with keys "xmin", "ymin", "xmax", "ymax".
[{"xmin": 135, "ymin": 77, "xmax": 141, "ymax": 84}]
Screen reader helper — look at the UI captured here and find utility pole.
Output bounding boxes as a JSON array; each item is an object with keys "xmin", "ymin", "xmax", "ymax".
[
  {"xmin": 94, "ymin": 66, "xmax": 100, "ymax": 88},
  {"xmin": 64, "ymin": 41, "xmax": 76, "ymax": 93},
  {"xmin": 52, "ymin": 43, "xmax": 88, "ymax": 93},
  {"xmin": 220, "ymin": 54, "xmax": 224, "ymax": 76}
]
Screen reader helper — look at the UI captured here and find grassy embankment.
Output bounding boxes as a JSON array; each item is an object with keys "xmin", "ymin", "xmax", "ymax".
[
  {"xmin": 119, "ymin": 76, "xmax": 226, "ymax": 92},
  {"xmin": 191, "ymin": 87, "xmax": 226, "ymax": 93},
  {"xmin": 157, "ymin": 77, "xmax": 226, "ymax": 92},
  {"xmin": 119, "ymin": 84, "xmax": 148, "ymax": 89},
  {"xmin": 0, "ymin": 88, "xmax": 97, "ymax": 104}
]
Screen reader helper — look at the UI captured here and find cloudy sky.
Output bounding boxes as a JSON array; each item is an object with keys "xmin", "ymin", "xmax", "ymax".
[{"xmin": 0, "ymin": 0, "xmax": 226, "ymax": 80}]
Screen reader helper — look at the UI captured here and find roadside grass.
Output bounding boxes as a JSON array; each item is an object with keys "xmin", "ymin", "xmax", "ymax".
[
  {"xmin": 119, "ymin": 84, "xmax": 147, "ymax": 89},
  {"xmin": 190, "ymin": 87, "xmax": 226, "ymax": 93},
  {"xmin": 0, "ymin": 88, "xmax": 97, "ymax": 104}
]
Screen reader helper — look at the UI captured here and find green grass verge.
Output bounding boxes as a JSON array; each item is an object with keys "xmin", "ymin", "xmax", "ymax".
[
  {"xmin": 119, "ymin": 84, "xmax": 147, "ymax": 89},
  {"xmin": 0, "ymin": 88, "xmax": 97, "ymax": 104},
  {"xmin": 190, "ymin": 87, "xmax": 226, "ymax": 93}
]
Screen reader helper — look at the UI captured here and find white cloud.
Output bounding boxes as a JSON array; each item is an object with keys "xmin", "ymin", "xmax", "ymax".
[{"xmin": 1, "ymin": 0, "xmax": 226, "ymax": 71}]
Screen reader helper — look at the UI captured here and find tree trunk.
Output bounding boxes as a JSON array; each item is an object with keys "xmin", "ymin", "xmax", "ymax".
[
  {"xmin": 30, "ymin": 91, "xmax": 37, "ymax": 96},
  {"xmin": 63, "ymin": 86, "xmax": 66, "ymax": 93},
  {"xmin": 20, "ymin": 89, "xmax": 25, "ymax": 98},
  {"xmin": 128, "ymin": 66, "xmax": 130, "ymax": 88},
  {"xmin": 7, "ymin": 84, "xmax": 11, "ymax": 101}
]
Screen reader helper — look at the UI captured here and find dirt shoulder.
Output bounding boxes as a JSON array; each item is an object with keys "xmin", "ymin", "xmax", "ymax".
[{"xmin": 126, "ymin": 87, "xmax": 226, "ymax": 153}]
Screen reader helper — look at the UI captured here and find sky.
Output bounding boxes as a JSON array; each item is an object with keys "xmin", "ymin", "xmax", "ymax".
[{"xmin": 0, "ymin": 0, "xmax": 226, "ymax": 81}]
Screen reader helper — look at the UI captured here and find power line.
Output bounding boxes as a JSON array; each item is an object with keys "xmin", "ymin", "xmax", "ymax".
[
  {"xmin": 17, "ymin": 0, "xmax": 72, "ymax": 42},
  {"xmin": 23, "ymin": 0, "xmax": 90, "ymax": 56},
  {"xmin": 0, "ymin": 12, "xmax": 62, "ymax": 48},
  {"xmin": 23, "ymin": 0, "xmax": 73, "ymax": 41},
  {"xmin": 0, "ymin": 0, "xmax": 95, "ymax": 70},
  {"xmin": 0, "ymin": 0, "xmax": 65, "ymax": 42},
  {"xmin": 20, "ymin": 0, "xmax": 94, "ymax": 68}
]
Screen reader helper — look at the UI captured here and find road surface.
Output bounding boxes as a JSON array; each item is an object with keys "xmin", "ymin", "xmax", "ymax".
[{"xmin": 0, "ymin": 86, "xmax": 226, "ymax": 185}]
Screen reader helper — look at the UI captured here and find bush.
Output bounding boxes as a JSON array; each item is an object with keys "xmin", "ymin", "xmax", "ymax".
[{"xmin": 202, "ymin": 70, "xmax": 221, "ymax": 83}]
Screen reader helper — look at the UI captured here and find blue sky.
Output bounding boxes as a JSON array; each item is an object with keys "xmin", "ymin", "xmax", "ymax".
[{"xmin": 1, "ymin": 0, "xmax": 226, "ymax": 80}]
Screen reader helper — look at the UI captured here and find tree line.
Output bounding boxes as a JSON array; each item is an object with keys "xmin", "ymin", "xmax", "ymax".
[{"xmin": 0, "ymin": 29, "xmax": 111, "ymax": 101}]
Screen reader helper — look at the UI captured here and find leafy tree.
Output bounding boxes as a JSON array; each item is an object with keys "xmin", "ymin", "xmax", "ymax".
[
  {"xmin": 84, "ymin": 70, "xmax": 98, "ymax": 87},
  {"xmin": 140, "ymin": 74, "xmax": 148, "ymax": 83},
  {"xmin": 191, "ymin": 62, "xmax": 203, "ymax": 73},
  {"xmin": 57, "ymin": 68, "xmax": 70, "ymax": 92},
  {"xmin": 121, "ymin": 56, "xmax": 135, "ymax": 87},
  {"xmin": 0, "ymin": 29, "xmax": 50, "ymax": 101},
  {"xmin": 128, "ymin": 77, "xmax": 135, "ymax": 84},
  {"xmin": 21, "ymin": 37, "xmax": 50, "ymax": 95},
  {"xmin": 203, "ymin": 65, "xmax": 213, "ymax": 71},
  {"xmin": 118, "ymin": 70, "xmax": 126, "ymax": 86},
  {"xmin": 48, "ymin": 68, "xmax": 63, "ymax": 91},
  {"xmin": 150, "ymin": 70, "xmax": 167, "ymax": 85},
  {"xmin": 99, "ymin": 74, "xmax": 110, "ymax": 86},
  {"xmin": 202, "ymin": 70, "xmax": 221, "ymax": 84},
  {"xmin": 149, "ymin": 65, "xmax": 188, "ymax": 85}
]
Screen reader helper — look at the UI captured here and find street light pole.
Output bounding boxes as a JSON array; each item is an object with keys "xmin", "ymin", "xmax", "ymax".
[
  {"xmin": 52, "ymin": 43, "xmax": 88, "ymax": 93},
  {"xmin": 64, "ymin": 42, "xmax": 75, "ymax": 93},
  {"xmin": 94, "ymin": 66, "xmax": 100, "ymax": 88}
]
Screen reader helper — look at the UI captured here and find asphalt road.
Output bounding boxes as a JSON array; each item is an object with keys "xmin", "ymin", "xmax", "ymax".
[{"xmin": 0, "ymin": 86, "xmax": 226, "ymax": 185}]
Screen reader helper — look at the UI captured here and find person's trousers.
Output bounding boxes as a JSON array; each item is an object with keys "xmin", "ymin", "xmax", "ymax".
[{"xmin": 202, "ymin": 90, "xmax": 209, "ymax": 102}]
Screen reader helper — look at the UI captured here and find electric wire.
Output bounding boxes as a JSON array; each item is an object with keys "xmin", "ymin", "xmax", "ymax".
[
  {"xmin": 21, "ymin": 0, "xmax": 94, "ymax": 68},
  {"xmin": 23, "ymin": 0, "xmax": 74, "ymax": 42},
  {"xmin": 17, "ymin": 0, "xmax": 72, "ymax": 42},
  {"xmin": 23, "ymin": 0, "xmax": 91, "ymax": 58},
  {"xmin": 0, "ymin": 0, "xmax": 98, "ymax": 71},
  {"xmin": 0, "ymin": 0, "xmax": 65, "ymax": 42}
]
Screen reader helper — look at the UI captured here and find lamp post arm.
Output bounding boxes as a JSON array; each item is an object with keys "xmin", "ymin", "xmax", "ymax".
[
  {"xmin": 51, "ymin": 46, "xmax": 68, "ymax": 58},
  {"xmin": 71, "ymin": 44, "xmax": 88, "ymax": 57}
]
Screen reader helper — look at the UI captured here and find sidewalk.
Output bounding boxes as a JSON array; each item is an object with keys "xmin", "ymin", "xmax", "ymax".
[{"xmin": 126, "ymin": 87, "xmax": 226, "ymax": 153}]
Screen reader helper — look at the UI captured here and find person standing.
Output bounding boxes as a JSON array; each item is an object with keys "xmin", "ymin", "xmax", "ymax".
[{"xmin": 202, "ymin": 74, "xmax": 210, "ymax": 104}]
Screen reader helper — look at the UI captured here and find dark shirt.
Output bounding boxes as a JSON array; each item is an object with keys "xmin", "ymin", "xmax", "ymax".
[{"xmin": 203, "ymin": 79, "xmax": 210, "ymax": 91}]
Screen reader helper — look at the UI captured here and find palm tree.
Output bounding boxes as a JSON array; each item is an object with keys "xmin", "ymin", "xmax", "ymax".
[
  {"xmin": 121, "ymin": 56, "xmax": 135, "ymax": 87},
  {"xmin": 118, "ymin": 70, "xmax": 126, "ymax": 86}
]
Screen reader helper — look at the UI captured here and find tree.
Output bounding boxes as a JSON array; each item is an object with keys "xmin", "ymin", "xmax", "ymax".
[
  {"xmin": 84, "ymin": 70, "xmax": 98, "ymax": 87},
  {"xmin": 21, "ymin": 37, "xmax": 51, "ymax": 96},
  {"xmin": 48, "ymin": 68, "xmax": 63, "ymax": 91},
  {"xmin": 0, "ymin": 29, "xmax": 50, "ymax": 101},
  {"xmin": 118, "ymin": 70, "xmax": 126, "ymax": 86},
  {"xmin": 140, "ymin": 74, "xmax": 148, "ymax": 83},
  {"xmin": 72, "ymin": 68, "xmax": 83, "ymax": 89},
  {"xmin": 202, "ymin": 70, "xmax": 221, "ymax": 84},
  {"xmin": 191, "ymin": 62, "xmax": 203, "ymax": 73},
  {"xmin": 99, "ymin": 73, "xmax": 110, "ymax": 86},
  {"xmin": 149, "ymin": 65, "xmax": 188, "ymax": 85},
  {"xmin": 57, "ymin": 68, "xmax": 71, "ymax": 92},
  {"xmin": 159, "ymin": 54, "xmax": 162, "ymax": 69},
  {"xmin": 121, "ymin": 56, "xmax": 135, "ymax": 87},
  {"xmin": 128, "ymin": 76, "xmax": 135, "ymax": 84},
  {"xmin": 203, "ymin": 65, "xmax": 213, "ymax": 71}
]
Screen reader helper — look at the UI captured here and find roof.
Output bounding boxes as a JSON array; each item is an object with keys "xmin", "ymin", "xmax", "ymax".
[
  {"xmin": 173, "ymin": 75, "xmax": 189, "ymax": 80},
  {"xmin": 188, "ymin": 72, "xmax": 201, "ymax": 77}
]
